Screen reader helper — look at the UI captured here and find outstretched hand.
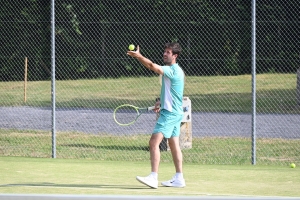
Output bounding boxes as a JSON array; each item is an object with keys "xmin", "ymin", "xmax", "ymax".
[{"xmin": 127, "ymin": 45, "xmax": 141, "ymax": 58}]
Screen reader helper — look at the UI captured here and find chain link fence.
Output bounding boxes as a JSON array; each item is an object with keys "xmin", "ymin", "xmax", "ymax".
[{"xmin": 0, "ymin": 1, "xmax": 299, "ymax": 165}]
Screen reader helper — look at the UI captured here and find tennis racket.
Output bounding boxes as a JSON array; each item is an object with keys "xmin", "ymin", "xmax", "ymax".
[{"xmin": 113, "ymin": 104, "xmax": 155, "ymax": 126}]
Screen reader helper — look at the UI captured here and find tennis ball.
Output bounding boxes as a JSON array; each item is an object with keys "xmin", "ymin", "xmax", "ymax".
[
  {"xmin": 128, "ymin": 44, "xmax": 135, "ymax": 51},
  {"xmin": 290, "ymin": 163, "xmax": 296, "ymax": 168}
]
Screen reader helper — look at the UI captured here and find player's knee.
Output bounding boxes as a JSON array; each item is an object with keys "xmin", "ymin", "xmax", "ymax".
[
  {"xmin": 149, "ymin": 134, "xmax": 163, "ymax": 147},
  {"xmin": 149, "ymin": 138, "xmax": 158, "ymax": 148}
]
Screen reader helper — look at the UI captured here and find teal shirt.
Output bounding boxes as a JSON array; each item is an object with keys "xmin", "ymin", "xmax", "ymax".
[{"xmin": 160, "ymin": 63, "xmax": 184, "ymax": 114}]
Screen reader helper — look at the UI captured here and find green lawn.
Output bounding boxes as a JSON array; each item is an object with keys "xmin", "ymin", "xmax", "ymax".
[
  {"xmin": 0, "ymin": 129, "xmax": 299, "ymax": 166},
  {"xmin": 0, "ymin": 74, "xmax": 299, "ymax": 166},
  {"xmin": 0, "ymin": 74, "xmax": 299, "ymax": 113},
  {"xmin": 0, "ymin": 156, "xmax": 299, "ymax": 197}
]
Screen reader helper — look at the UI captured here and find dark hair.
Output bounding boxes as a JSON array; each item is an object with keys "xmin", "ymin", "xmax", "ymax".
[{"xmin": 164, "ymin": 42, "xmax": 182, "ymax": 57}]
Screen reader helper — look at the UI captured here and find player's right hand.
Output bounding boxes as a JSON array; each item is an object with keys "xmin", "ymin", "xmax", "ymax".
[
  {"xmin": 154, "ymin": 100, "xmax": 160, "ymax": 113},
  {"xmin": 127, "ymin": 45, "xmax": 140, "ymax": 58}
]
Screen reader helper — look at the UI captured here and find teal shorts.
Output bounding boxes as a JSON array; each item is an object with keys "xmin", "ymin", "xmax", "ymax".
[{"xmin": 153, "ymin": 109, "xmax": 183, "ymax": 138}]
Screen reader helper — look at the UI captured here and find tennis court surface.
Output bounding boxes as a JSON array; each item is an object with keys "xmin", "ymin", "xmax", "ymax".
[{"xmin": 1, "ymin": 194, "xmax": 300, "ymax": 200}]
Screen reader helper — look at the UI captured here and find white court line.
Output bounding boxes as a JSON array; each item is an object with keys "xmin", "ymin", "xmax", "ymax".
[
  {"xmin": 0, "ymin": 194, "xmax": 300, "ymax": 200},
  {"xmin": 1, "ymin": 184, "xmax": 300, "ymax": 200},
  {"xmin": 1, "ymin": 194, "xmax": 300, "ymax": 200}
]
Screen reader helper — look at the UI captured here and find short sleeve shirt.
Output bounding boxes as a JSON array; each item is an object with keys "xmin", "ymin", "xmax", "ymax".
[{"xmin": 160, "ymin": 63, "xmax": 184, "ymax": 114}]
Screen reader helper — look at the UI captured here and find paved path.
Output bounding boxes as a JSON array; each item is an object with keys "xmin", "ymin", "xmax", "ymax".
[{"xmin": 0, "ymin": 107, "xmax": 299, "ymax": 138}]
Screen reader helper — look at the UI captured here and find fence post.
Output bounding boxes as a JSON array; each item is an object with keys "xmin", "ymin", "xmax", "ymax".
[
  {"xmin": 251, "ymin": 0, "xmax": 257, "ymax": 165},
  {"xmin": 51, "ymin": 0, "xmax": 56, "ymax": 158},
  {"xmin": 297, "ymin": 68, "xmax": 300, "ymax": 105},
  {"xmin": 179, "ymin": 97, "xmax": 192, "ymax": 149}
]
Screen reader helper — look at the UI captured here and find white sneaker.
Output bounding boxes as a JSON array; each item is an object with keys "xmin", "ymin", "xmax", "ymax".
[
  {"xmin": 161, "ymin": 176, "xmax": 186, "ymax": 188},
  {"xmin": 136, "ymin": 174, "xmax": 158, "ymax": 189}
]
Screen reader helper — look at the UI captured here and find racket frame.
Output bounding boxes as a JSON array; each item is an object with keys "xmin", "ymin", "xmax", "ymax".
[{"xmin": 113, "ymin": 104, "xmax": 155, "ymax": 126}]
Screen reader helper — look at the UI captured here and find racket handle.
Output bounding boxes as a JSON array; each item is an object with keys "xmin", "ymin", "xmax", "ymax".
[{"xmin": 148, "ymin": 106, "xmax": 155, "ymax": 111}]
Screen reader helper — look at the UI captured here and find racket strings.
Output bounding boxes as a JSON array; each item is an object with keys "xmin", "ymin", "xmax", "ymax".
[{"xmin": 114, "ymin": 106, "xmax": 139, "ymax": 125}]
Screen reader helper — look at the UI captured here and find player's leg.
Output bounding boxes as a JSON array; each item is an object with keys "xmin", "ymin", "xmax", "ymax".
[
  {"xmin": 136, "ymin": 132, "xmax": 163, "ymax": 189},
  {"xmin": 168, "ymin": 136, "xmax": 182, "ymax": 173},
  {"xmin": 161, "ymin": 118, "xmax": 186, "ymax": 188},
  {"xmin": 149, "ymin": 132, "xmax": 164, "ymax": 173}
]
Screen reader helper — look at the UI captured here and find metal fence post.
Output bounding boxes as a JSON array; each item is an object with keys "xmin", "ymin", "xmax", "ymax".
[
  {"xmin": 251, "ymin": 0, "xmax": 257, "ymax": 165},
  {"xmin": 51, "ymin": 0, "xmax": 56, "ymax": 158}
]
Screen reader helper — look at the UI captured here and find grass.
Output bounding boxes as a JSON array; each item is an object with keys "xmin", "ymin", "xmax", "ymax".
[
  {"xmin": 0, "ymin": 73, "xmax": 299, "ymax": 113},
  {"xmin": 1, "ymin": 72, "xmax": 299, "ymax": 197},
  {"xmin": 0, "ymin": 156, "xmax": 299, "ymax": 197},
  {"xmin": 0, "ymin": 73, "xmax": 299, "ymax": 178},
  {"xmin": 0, "ymin": 129, "xmax": 299, "ymax": 166}
]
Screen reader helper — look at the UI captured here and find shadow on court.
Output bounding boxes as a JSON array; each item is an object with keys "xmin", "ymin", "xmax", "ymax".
[{"xmin": 1, "ymin": 182, "xmax": 149, "ymax": 190}]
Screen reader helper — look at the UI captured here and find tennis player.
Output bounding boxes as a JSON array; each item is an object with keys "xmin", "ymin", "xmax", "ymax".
[{"xmin": 127, "ymin": 42, "xmax": 185, "ymax": 189}]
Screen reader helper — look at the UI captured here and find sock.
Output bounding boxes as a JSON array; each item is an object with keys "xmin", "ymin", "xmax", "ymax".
[
  {"xmin": 151, "ymin": 172, "xmax": 158, "ymax": 180},
  {"xmin": 175, "ymin": 172, "xmax": 183, "ymax": 179}
]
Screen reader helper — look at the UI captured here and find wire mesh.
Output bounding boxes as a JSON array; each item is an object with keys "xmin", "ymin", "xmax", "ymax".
[{"xmin": 0, "ymin": 1, "xmax": 299, "ymax": 165}]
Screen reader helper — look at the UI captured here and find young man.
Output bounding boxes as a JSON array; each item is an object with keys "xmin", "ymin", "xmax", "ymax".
[{"xmin": 127, "ymin": 42, "xmax": 185, "ymax": 189}]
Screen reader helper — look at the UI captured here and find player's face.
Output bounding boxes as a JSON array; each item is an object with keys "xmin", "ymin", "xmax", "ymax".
[{"xmin": 163, "ymin": 48, "xmax": 177, "ymax": 65}]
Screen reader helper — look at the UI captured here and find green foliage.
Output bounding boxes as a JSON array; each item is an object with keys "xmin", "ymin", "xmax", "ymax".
[
  {"xmin": 1, "ymin": 1, "xmax": 299, "ymax": 81},
  {"xmin": 0, "ymin": 0, "xmax": 50, "ymax": 81}
]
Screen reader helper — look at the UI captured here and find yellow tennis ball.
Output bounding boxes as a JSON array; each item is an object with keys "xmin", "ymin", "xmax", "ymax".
[
  {"xmin": 128, "ymin": 44, "xmax": 135, "ymax": 51},
  {"xmin": 290, "ymin": 163, "xmax": 296, "ymax": 168}
]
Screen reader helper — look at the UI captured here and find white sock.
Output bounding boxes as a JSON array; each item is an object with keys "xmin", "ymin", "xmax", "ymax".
[
  {"xmin": 175, "ymin": 172, "xmax": 183, "ymax": 179},
  {"xmin": 151, "ymin": 172, "xmax": 158, "ymax": 180}
]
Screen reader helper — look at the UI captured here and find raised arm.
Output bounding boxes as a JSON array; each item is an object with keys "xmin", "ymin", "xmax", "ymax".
[{"xmin": 127, "ymin": 45, "xmax": 163, "ymax": 75}]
